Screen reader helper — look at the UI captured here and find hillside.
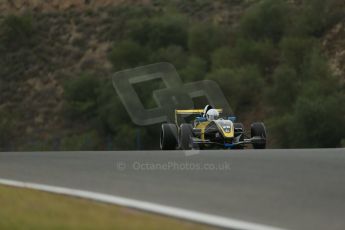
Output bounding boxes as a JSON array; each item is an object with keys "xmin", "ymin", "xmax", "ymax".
[
  {"xmin": 324, "ymin": 20, "xmax": 345, "ymax": 81},
  {"xmin": 0, "ymin": 0, "xmax": 130, "ymax": 12},
  {"xmin": 0, "ymin": 0, "xmax": 344, "ymax": 150}
]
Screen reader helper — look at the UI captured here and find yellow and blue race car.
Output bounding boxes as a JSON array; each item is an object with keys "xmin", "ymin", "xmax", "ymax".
[{"xmin": 160, "ymin": 105, "xmax": 266, "ymax": 150}]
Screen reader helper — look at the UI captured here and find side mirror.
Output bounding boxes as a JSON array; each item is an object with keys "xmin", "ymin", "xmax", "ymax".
[
  {"xmin": 228, "ymin": 116, "xmax": 236, "ymax": 122},
  {"xmin": 196, "ymin": 117, "xmax": 207, "ymax": 122}
]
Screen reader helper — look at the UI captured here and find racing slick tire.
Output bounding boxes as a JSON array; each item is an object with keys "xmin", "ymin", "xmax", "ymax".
[
  {"xmin": 251, "ymin": 122, "xmax": 267, "ymax": 149},
  {"xmin": 179, "ymin": 124, "xmax": 193, "ymax": 150},
  {"xmin": 233, "ymin": 123, "xmax": 245, "ymax": 149},
  {"xmin": 160, "ymin": 123, "xmax": 178, "ymax": 150}
]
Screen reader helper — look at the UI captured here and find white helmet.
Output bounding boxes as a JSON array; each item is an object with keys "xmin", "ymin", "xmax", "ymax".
[{"xmin": 206, "ymin": 109, "xmax": 219, "ymax": 121}]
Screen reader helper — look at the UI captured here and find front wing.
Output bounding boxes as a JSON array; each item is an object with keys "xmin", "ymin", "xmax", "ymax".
[{"xmin": 191, "ymin": 136, "xmax": 266, "ymax": 149}]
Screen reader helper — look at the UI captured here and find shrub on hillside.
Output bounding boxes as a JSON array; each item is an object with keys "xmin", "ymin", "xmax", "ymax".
[
  {"xmin": 112, "ymin": 124, "xmax": 138, "ymax": 150},
  {"xmin": 207, "ymin": 66, "xmax": 264, "ymax": 112},
  {"xmin": 267, "ymin": 114, "xmax": 293, "ymax": 148},
  {"xmin": 239, "ymin": 0, "xmax": 289, "ymax": 43},
  {"xmin": 295, "ymin": 95, "xmax": 345, "ymax": 147},
  {"xmin": 109, "ymin": 40, "xmax": 149, "ymax": 70},
  {"xmin": 148, "ymin": 14, "xmax": 188, "ymax": 49},
  {"xmin": 280, "ymin": 37, "xmax": 316, "ymax": 73},
  {"xmin": 127, "ymin": 13, "xmax": 188, "ymax": 49},
  {"xmin": 269, "ymin": 45, "xmax": 345, "ymax": 147},
  {"xmin": 0, "ymin": 14, "xmax": 35, "ymax": 51},
  {"xmin": 211, "ymin": 46, "xmax": 234, "ymax": 70},
  {"xmin": 300, "ymin": 48, "xmax": 339, "ymax": 95},
  {"xmin": 96, "ymin": 81, "xmax": 129, "ymax": 134},
  {"xmin": 64, "ymin": 74, "xmax": 100, "ymax": 119},
  {"xmin": 212, "ymin": 40, "xmax": 277, "ymax": 74},
  {"xmin": 188, "ymin": 23, "xmax": 229, "ymax": 61},
  {"xmin": 60, "ymin": 131, "xmax": 101, "ymax": 151},
  {"xmin": 272, "ymin": 95, "xmax": 345, "ymax": 148},
  {"xmin": 265, "ymin": 65, "xmax": 298, "ymax": 113},
  {"xmin": 0, "ymin": 109, "xmax": 14, "ymax": 151},
  {"xmin": 149, "ymin": 45, "xmax": 188, "ymax": 69},
  {"xmin": 180, "ymin": 56, "xmax": 207, "ymax": 82},
  {"xmin": 291, "ymin": 0, "xmax": 345, "ymax": 37}
]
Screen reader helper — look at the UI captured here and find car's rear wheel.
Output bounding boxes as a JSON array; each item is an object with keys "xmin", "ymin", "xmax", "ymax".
[
  {"xmin": 160, "ymin": 124, "xmax": 178, "ymax": 150},
  {"xmin": 251, "ymin": 122, "xmax": 267, "ymax": 149},
  {"xmin": 179, "ymin": 124, "xmax": 193, "ymax": 150},
  {"xmin": 233, "ymin": 123, "xmax": 244, "ymax": 149}
]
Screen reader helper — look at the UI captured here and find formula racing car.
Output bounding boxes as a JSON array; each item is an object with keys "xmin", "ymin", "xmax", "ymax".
[{"xmin": 160, "ymin": 105, "xmax": 267, "ymax": 150}]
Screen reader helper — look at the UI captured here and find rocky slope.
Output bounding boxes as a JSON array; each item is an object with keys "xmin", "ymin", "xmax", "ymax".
[
  {"xmin": 0, "ymin": 0, "xmax": 147, "ymax": 13},
  {"xmin": 323, "ymin": 19, "xmax": 345, "ymax": 82},
  {"xmin": 0, "ymin": 0, "xmax": 251, "ymax": 150}
]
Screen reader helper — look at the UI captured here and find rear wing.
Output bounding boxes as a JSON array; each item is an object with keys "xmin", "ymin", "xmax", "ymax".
[{"xmin": 175, "ymin": 109, "xmax": 223, "ymax": 126}]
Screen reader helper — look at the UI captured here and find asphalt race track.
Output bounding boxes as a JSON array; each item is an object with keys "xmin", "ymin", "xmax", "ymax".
[{"xmin": 0, "ymin": 149, "xmax": 344, "ymax": 230}]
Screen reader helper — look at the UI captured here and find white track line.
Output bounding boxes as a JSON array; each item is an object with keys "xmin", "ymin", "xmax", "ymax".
[{"xmin": 0, "ymin": 178, "xmax": 287, "ymax": 230}]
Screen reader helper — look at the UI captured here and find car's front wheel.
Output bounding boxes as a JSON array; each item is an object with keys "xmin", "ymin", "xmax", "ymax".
[
  {"xmin": 179, "ymin": 124, "xmax": 193, "ymax": 150},
  {"xmin": 251, "ymin": 122, "xmax": 267, "ymax": 149},
  {"xmin": 160, "ymin": 124, "xmax": 178, "ymax": 150}
]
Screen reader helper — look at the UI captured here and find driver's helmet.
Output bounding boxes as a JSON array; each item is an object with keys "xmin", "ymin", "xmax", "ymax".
[
  {"xmin": 206, "ymin": 109, "xmax": 219, "ymax": 121},
  {"xmin": 203, "ymin": 104, "xmax": 213, "ymax": 117}
]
